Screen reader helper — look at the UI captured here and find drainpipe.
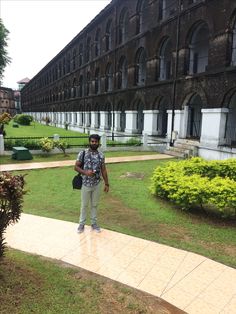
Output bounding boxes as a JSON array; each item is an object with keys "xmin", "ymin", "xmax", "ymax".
[{"xmin": 170, "ymin": 0, "xmax": 181, "ymax": 146}]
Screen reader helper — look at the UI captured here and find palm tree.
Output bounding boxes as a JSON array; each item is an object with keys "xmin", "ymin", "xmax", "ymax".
[{"xmin": 0, "ymin": 18, "xmax": 11, "ymax": 81}]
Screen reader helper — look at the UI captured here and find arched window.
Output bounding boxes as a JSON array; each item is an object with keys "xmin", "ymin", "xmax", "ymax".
[
  {"xmin": 59, "ymin": 62, "xmax": 62, "ymax": 77},
  {"xmin": 232, "ymin": 20, "xmax": 236, "ymax": 66},
  {"xmin": 105, "ymin": 63, "xmax": 113, "ymax": 92},
  {"xmin": 136, "ymin": 102, "xmax": 144, "ymax": 134},
  {"xmin": 86, "ymin": 37, "xmax": 91, "ymax": 63},
  {"xmin": 72, "ymin": 49, "xmax": 76, "ymax": 70},
  {"xmin": 118, "ymin": 102, "xmax": 126, "ymax": 132},
  {"xmin": 79, "ymin": 44, "xmax": 83, "ymax": 66},
  {"xmin": 95, "ymin": 29, "xmax": 101, "ymax": 57},
  {"xmin": 159, "ymin": 0, "xmax": 177, "ymax": 20},
  {"xmin": 67, "ymin": 54, "xmax": 71, "ymax": 73},
  {"xmin": 188, "ymin": 22, "xmax": 209, "ymax": 74},
  {"xmin": 159, "ymin": 38, "xmax": 172, "ymax": 80},
  {"xmin": 105, "ymin": 19, "xmax": 112, "ymax": 51},
  {"xmin": 79, "ymin": 75, "xmax": 84, "ymax": 97},
  {"xmin": 72, "ymin": 78, "xmax": 77, "ymax": 98},
  {"xmin": 134, "ymin": 47, "xmax": 146, "ymax": 85},
  {"xmin": 63, "ymin": 58, "xmax": 66, "ymax": 75},
  {"xmin": 119, "ymin": 8, "xmax": 129, "ymax": 44},
  {"xmin": 86, "ymin": 72, "xmax": 91, "ymax": 96},
  {"xmin": 118, "ymin": 56, "xmax": 128, "ymax": 89},
  {"xmin": 95, "ymin": 68, "xmax": 101, "ymax": 94},
  {"xmin": 105, "ymin": 103, "xmax": 112, "ymax": 130},
  {"xmin": 136, "ymin": 0, "xmax": 148, "ymax": 34}
]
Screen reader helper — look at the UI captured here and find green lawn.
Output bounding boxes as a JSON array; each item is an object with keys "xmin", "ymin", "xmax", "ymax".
[
  {"xmin": 5, "ymin": 121, "xmax": 85, "ymax": 137},
  {"xmin": 17, "ymin": 159, "xmax": 236, "ymax": 268}
]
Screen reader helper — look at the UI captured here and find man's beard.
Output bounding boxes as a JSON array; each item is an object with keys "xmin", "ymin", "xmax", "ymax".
[{"xmin": 90, "ymin": 144, "xmax": 99, "ymax": 151}]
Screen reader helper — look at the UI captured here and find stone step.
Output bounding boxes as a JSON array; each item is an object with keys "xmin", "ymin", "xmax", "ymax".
[
  {"xmin": 174, "ymin": 143, "xmax": 197, "ymax": 150},
  {"xmin": 164, "ymin": 149, "xmax": 185, "ymax": 158},
  {"xmin": 175, "ymin": 139, "xmax": 200, "ymax": 146}
]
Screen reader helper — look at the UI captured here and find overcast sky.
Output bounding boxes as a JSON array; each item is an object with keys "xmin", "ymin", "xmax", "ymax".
[{"xmin": 1, "ymin": 0, "xmax": 110, "ymax": 89}]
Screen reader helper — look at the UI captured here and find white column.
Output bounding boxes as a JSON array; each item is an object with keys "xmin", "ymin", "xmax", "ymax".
[
  {"xmin": 91, "ymin": 111, "xmax": 96, "ymax": 128},
  {"xmin": 143, "ymin": 110, "xmax": 158, "ymax": 135},
  {"xmin": 85, "ymin": 112, "xmax": 90, "ymax": 127},
  {"xmin": 100, "ymin": 111, "xmax": 106, "ymax": 130},
  {"xmin": 200, "ymin": 108, "xmax": 228, "ymax": 147},
  {"xmin": 125, "ymin": 111, "xmax": 137, "ymax": 134},
  {"xmin": 114, "ymin": 111, "xmax": 121, "ymax": 132},
  {"xmin": 167, "ymin": 110, "xmax": 173, "ymax": 140},
  {"xmin": 0, "ymin": 134, "xmax": 4, "ymax": 155}
]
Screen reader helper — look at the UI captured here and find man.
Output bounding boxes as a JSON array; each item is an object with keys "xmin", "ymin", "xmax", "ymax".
[{"xmin": 74, "ymin": 134, "xmax": 109, "ymax": 233}]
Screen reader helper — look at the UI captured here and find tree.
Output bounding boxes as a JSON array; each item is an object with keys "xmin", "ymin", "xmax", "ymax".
[
  {"xmin": 0, "ymin": 18, "xmax": 11, "ymax": 81},
  {"xmin": 0, "ymin": 112, "xmax": 11, "ymax": 136}
]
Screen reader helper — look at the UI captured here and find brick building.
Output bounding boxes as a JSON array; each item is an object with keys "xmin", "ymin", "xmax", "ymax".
[
  {"xmin": 0, "ymin": 87, "xmax": 16, "ymax": 116},
  {"xmin": 21, "ymin": 0, "xmax": 236, "ymax": 159}
]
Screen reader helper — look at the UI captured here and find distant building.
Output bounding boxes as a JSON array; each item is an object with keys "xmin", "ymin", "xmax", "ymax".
[
  {"xmin": 20, "ymin": 0, "xmax": 236, "ymax": 159},
  {"xmin": 15, "ymin": 78, "xmax": 30, "ymax": 113},
  {"xmin": 0, "ymin": 87, "xmax": 16, "ymax": 116}
]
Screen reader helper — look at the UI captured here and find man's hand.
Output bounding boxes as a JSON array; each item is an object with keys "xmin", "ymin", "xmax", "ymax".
[
  {"xmin": 86, "ymin": 170, "xmax": 94, "ymax": 176},
  {"xmin": 104, "ymin": 184, "xmax": 109, "ymax": 192}
]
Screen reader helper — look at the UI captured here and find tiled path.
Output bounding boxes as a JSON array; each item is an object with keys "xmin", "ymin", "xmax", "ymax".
[{"xmin": 3, "ymin": 154, "xmax": 236, "ymax": 314}]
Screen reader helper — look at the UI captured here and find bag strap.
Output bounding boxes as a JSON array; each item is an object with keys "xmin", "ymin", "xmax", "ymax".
[{"xmin": 81, "ymin": 150, "xmax": 85, "ymax": 168}]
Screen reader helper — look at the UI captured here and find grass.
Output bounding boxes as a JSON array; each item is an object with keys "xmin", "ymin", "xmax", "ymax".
[
  {"xmin": 0, "ymin": 250, "xmax": 180, "ymax": 314},
  {"xmin": 4, "ymin": 121, "xmax": 85, "ymax": 137},
  {"xmin": 17, "ymin": 159, "xmax": 236, "ymax": 268}
]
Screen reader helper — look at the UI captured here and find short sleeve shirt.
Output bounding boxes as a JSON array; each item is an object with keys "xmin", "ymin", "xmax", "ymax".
[{"xmin": 76, "ymin": 149, "xmax": 105, "ymax": 187}]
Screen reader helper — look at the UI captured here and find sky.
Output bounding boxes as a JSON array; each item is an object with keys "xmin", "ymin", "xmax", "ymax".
[{"xmin": 1, "ymin": 0, "xmax": 110, "ymax": 90}]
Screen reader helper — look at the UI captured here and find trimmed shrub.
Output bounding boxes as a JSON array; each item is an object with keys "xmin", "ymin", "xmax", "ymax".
[
  {"xmin": 0, "ymin": 172, "xmax": 25, "ymax": 257},
  {"xmin": 54, "ymin": 139, "xmax": 69, "ymax": 155},
  {"xmin": 150, "ymin": 158, "xmax": 236, "ymax": 217},
  {"xmin": 15, "ymin": 114, "xmax": 33, "ymax": 126}
]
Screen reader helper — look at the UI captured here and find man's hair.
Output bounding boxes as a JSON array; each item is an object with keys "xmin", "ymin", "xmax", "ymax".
[{"xmin": 89, "ymin": 134, "xmax": 101, "ymax": 142}]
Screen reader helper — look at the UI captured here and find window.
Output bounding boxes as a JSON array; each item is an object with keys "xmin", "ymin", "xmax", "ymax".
[
  {"xmin": 105, "ymin": 19, "xmax": 112, "ymax": 51},
  {"xmin": 188, "ymin": 22, "xmax": 209, "ymax": 74},
  {"xmin": 79, "ymin": 75, "xmax": 84, "ymax": 97},
  {"xmin": 95, "ymin": 29, "xmax": 101, "ymax": 57},
  {"xmin": 159, "ymin": 38, "xmax": 172, "ymax": 80},
  {"xmin": 95, "ymin": 68, "xmax": 101, "ymax": 94},
  {"xmin": 232, "ymin": 21, "xmax": 236, "ymax": 66},
  {"xmin": 136, "ymin": 0, "xmax": 148, "ymax": 34},
  {"xmin": 72, "ymin": 49, "xmax": 76, "ymax": 70},
  {"xmin": 159, "ymin": 0, "xmax": 177, "ymax": 20},
  {"xmin": 67, "ymin": 54, "xmax": 71, "ymax": 73},
  {"xmin": 105, "ymin": 63, "xmax": 113, "ymax": 92},
  {"xmin": 72, "ymin": 78, "xmax": 77, "ymax": 98},
  {"xmin": 86, "ymin": 37, "xmax": 91, "ymax": 63},
  {"xmin": 86, "ymin": 72, "xmax": 91, "ymax": 95},
  {"xmin": 118, "ymin": 56, "xmax": 128, "ymax": 89},
  {"xmin": 119, "ymin": 8, "xmax": 129, "ymax": 44},
  {"xmin": 79, "ymin": 44, "xmax": 83, "ymax": 66},
  {"xmin": 134, "ymin": 47, "xmax": 146, "ymax": 85}
]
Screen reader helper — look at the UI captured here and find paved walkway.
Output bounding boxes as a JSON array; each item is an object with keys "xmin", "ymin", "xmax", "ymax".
[{"xmin": 3, "ymin": 154, "xmax": 236, "ymax": 314}]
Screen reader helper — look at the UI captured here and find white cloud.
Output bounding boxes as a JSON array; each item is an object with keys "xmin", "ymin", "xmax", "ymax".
[{"xmin": 1, "ymin": 0, "xmax": 110, "ymax": 89}]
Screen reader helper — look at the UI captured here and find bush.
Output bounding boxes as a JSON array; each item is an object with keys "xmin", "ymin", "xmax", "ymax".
[
  {"xmin": 15, "ymin": 114, "xmax": 33, "ymax": 126},
  {"xmin": 0, "ymin": 172, "xmax": 25, "ymax": 257},
  {"xmin": 53, "ymin": 139, "xmax": 69, "ymax": 155},
  {"xmin": 39, "ymin": 137, "xmax": 54, "ymax": 153},
  {"xmin": 126, "ymin": 138, "xmax": 142, "ymax": 146},
  {"xmin": 150, "ymin": 158, "xmax": 236, "ymax": 217},
  {"xmin": 4, "ymin": 138, "xmax": 40, "ymax": 150}
]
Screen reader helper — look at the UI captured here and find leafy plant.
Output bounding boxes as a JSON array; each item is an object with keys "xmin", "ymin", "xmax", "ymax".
[
  {"xmin": 39, "ymin": 137, "xmax": 54, "ymax": 153},
  {"xmin": 0, "ymin": 112, "xmax": 11, "ymax": 136},
  {"xmin": 53, "ymin": 139, "xmax": 69, "ymax": 155},
  {"xmin": 0, "ymin": 172, "xmax": 25, "ymax": 257}
]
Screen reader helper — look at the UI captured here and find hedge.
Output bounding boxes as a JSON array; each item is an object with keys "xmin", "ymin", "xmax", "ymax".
[{"xmin": 150, "ymin": 157, "xmax": 236, "ymax": 218}]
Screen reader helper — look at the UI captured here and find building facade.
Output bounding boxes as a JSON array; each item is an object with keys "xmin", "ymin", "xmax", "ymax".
[
  {"xmin": 21, "ymin": 0, "xmax": 236, "ymax": 159},
  {"xmin": 0, "ymin": 87, "xmax": 16, "ymax": 116}
]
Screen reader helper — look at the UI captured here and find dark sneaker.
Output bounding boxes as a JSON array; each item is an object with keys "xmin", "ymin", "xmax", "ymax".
[
  {"xmin": 77, "ymin": 224, "xmax": 85, "ymax": 233},
  {"xmin": 91, "ymin": 224, "xmax": 101, "ymax": 233}
]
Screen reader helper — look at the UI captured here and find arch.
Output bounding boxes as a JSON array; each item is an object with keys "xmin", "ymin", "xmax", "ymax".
[
  {"xmin": 95, "ymin": 28, "xmax": 101, "ymax": 57},
  {"xmin": 184, "ymin": 93, "xmax": 203, "ymax": 139},
  {"xmin": 119, "ymin": 7, "xmax": 129, "ymax": 44},
  {"xmin": 105, "ymin": 63, "xmax": 113, "ymax": 92},
  {"xmin": 224, "ymin": 91, "xmax": 236, "ymax": 145},
  {"xmin": 153, "ymin": 96, "xmax": 169, "ymax": 136},
  {"xmin": 86, "ymin": 37, "xmax": 91, "ymax": 63},
  {"xmin": 159, "ymin": 37, "xmax": 172, "ymax": 80},
  {"xmin": 95, "ymin": 68, "xmax": 101, "ymax": 94},
  {"xmin": 187, "ymin": 21, "xmax": 209, "ymax": 74},
  {"xmin": 136, "ymin": 0, "xmax": 149, "ymax": 34},
  {"xmin": 79, "ymin": 43, "xmax": 83, "ymax": 66},
  {"xmin": 117, "ymin": 100, "xmax": 126, "ymax": 132},
  {"xmin": 134, "ymin": 47, "xmax": 147, "ymax": 86},
  {"xmin": 118, "ymin": 56, "xmax": 128, "ymax": 89},
  {"xmin": 105, "ymin": 19, "xmax": 112, "ymax": 51},
  {"xmin": 86, "ymin": 71, "xmax": 91, "ymax": 96}
]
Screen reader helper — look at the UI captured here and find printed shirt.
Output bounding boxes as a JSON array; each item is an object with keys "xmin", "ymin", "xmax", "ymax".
[{"xmin": 77, "ymin": 149, "xmax": 105, "ymax": 187}]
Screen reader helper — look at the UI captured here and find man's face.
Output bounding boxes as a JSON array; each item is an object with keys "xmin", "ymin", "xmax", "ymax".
[{"xmin": 89, "ymin": 138, "xmax": 99, "ymax": 151}]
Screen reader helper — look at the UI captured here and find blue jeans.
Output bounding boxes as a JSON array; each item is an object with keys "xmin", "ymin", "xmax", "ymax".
[{"xmin": 79, "ymin": 182, "xmax": 101, "ymax": 225}]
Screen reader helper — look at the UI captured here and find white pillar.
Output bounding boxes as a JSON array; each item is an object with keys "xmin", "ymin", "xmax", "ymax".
[
  {"xmin": 200, "ymin": 108, "xmax": 228, "ymax": 147},
  {"xmin": 125, "ymin": 111, "xmax": 137, "ymax": 134},
  {"xmin": 91, "ymin": 111, "xmax": 96, "ymax": 128},
  {"xmin": 143, "ymin": 110, "xmax": 158, "ymax": 135},
  {"xmin": 167, "ymin": 110, "xmax": 173, "ymax": 140},
  {"xmin": 0, "ymin": 134, "xmax": 4, "ymax": 155},
  {"xmin": 100, "ymin": 111, "xmax": 106, "ymax": 130},
  {"xmin": 114, "ymin": 111, "xmax": 121, "ymax": 132}
]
